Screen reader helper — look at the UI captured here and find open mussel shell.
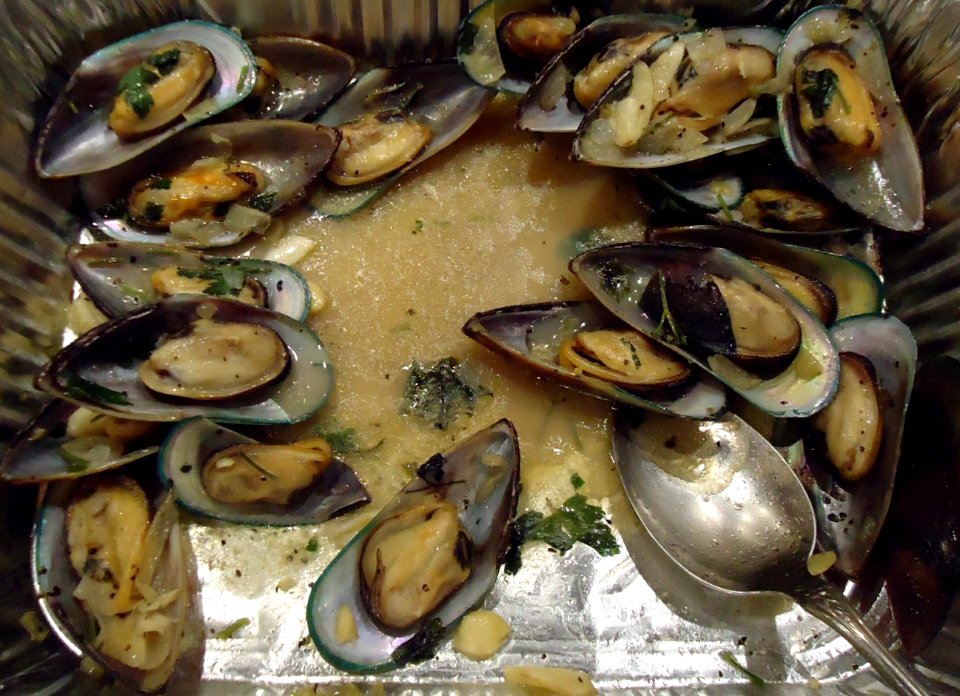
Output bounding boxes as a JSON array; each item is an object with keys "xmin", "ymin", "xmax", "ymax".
[
  {"xmin": 243, "ymin": 37, "xmax": 355, "ymax": 121},
  {"xmin": 307, "ymin": 419, "xmax": 520, "ymax": 673},
  {"xmin": 642, "ymin": 147, "xmax": 864, "ymax": 234},
  {"xmin": 0, "ymin": 400, "xmax": 160, "ymax": 483},
  {"xmin": 777, "ymin": 6, "xmax": 924, "ymax": 232},
  {"xmin": 307, "ymin": 62, "xmax": 494, "ymax": 218},
  {"xmin": 36, "ymin": 21, "xmax": 258, "ymax": 178},
  {"xmin": 68, "ymin": 241, "xmax": 311, "ymax": 321},
  {"xmin": 794, "ymin": 314, "xmax": 916, "ymax": 577},
  {"xmin": 463, "ymin": 301, "xmax": 726, "ymax": 419},
  {"xmin": 80, "ymin": 120, "xmax": 339, "ymax": 248},
  {"xmin": 517, "ymin": 13, "xmax": 694, "ymax": 133},
  {"xmin": 571, "ymin": 242, "xmax": 840, "ymax": 418},
  {"xmin": 650, "ymin": 225, "xmax": 883, "ymax": 323},
  {"xmin": 33, "ymin": 476, "xmax": 190, "ymax": 692},
  {"xmin": 573, "ymin": 27, "xmax": 782, "ymax": 169},
  {"xmin": 159, "ymin": 417, "xmax": 369, "ymax": 525},
  {"xmin": 35, "ymin": 296, "xmax": 334, "ymax": 425}
]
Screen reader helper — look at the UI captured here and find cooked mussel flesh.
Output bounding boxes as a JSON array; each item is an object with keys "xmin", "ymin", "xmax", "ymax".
[
  {"xmin": 751, "ymin": 260, "xmax": 837, "ymax": 326},
  {"xmin": 360, "ymin": 498, "xmax": 473, "ymax": 632},
  {"xmin": 498, "ymin": 11, "xmax": 578, "ymax": 67},
  {"xmin": 139, "ymin": 318, "xmax": 288, "ymax": 400},
  {"xmin": 738, "ymin": 188, "xmax": 841, "ymax": 232},
  {"xmin": 150, "ymin": 264, "xmax": 266, "ymax": 305},
  {"xmin": 201, "ymin": 437, "xmax": 333, "ymax": 505},
  {"xmin": 326, "ymin": 112, "xmax": 432, "ymax": 186},
  {"xmin": 557, "ymin": 328, "xmax": 691, "ymax": 390},
  {"xmin": 795, "ymin": 46, "xmax": 882, "ymax": 158},
  {"xmin": 812, "ymin": 352, "xmax": 884, "ymax": 481},
  {"xmin": 572, "ymin": 33, "xmax": 668, "ymax": 108},
  {"xmin": 110, "ymin": 42, "xmax": 215, "ymax": 139}
]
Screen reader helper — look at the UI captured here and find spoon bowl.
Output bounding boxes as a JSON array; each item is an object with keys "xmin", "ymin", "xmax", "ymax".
[{"xmin": 613, "ymin": 408, "xmax": 929, "ymax": 695}]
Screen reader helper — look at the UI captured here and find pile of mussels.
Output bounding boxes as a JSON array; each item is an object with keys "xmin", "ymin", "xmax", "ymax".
[{"xmin": 3, "ymin": 0, "xmax": 949, "ymax": 689}]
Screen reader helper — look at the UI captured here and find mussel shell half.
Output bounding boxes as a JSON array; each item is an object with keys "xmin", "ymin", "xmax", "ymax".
[
  {"xmin": 649, "ymin": 225, "xmax": 884, "ymax": 322},
  {"xmin": 245, "ymin": 37, "xmax": 355, "ymax": 121},
  {"xmin": 80, "ymin": 120, "xmax": 340, "ymax": 248},
  {"xmin": 517, "ymin": 13, "xmax": 695, "ymax": 133},
  {"xmin": 641, "ymin": 146, "xmax": 865, "ymax": 234},
  {"xmin": 0, "ymin": 400, "xmax": 161, "ymax": 483},
  {"xmin": 801, "ymin": 314, "xmax": 916, "ymax": 577},
  {"xmin": 35, "ymin": 296, "xmax": 334, "ymax": 425},
  {"xmin": 777, "ymin": 6, "xmax": 924, "ymax": 232},
  {"xmin": 36, "ymin": 21, "xmax": 258, "ymax": 178},
  {"xmin": 68, "ymin": 241, "xmax": 311, "ymax": 321},
  {"xmin": 462, "ymin": 301, "xmax": 726, "ymax": 419},
  {"xmin": 573, "ymin": 27, "xmax": 782, "ymax": 169},
  {"xmin": 307, "ymin": 419, "xmax": 520, "ymax": 673},
  {"xmin": 571, "ymin": 242, "xmax": 840, "ymax": 417},
  {"xmin": 159, "ymin": 417, "xmax": 369, "ymax": 525},
  {"xmin": 33, "ymin": 477, "xmax": 190, "ymax": 693},
  {"xmin": 307, "ymin": 62, "xmax": 494, "ymax": 219}
]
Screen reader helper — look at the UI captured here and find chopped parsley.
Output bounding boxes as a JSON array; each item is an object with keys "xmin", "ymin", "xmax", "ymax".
[
  {"xmin": 215, "ymin": 618, "xmax": 250, "ymax": 639},
  {"xmin": 720, "ymin": 651, "xmax": 765, "ymax": 687},
  {"xmin": 799, "ymin": 68, "xmax": 850, "ymax": 119},
  {"xmin": 571, "ymin": 473, "xmax": 585, "ymax": 489},
  {"xmin": 650, "ymin": 272, "xmax": 687, "ymax": 346},
  {"xmin": 142, "ymin": 202, "xmax": 165, "ymax": 223},
  {"xmin": 622, "ymin": 337, "xmax": 643, "ymax": 369},
  {"xmin": 115, "ymin": 49, "xmax": 181, "ymax": 120},
  {"xmin": 305, "ymin": 537, "xmax": 319, "ymax": 553},
  {"xmin": 149, "ymin": 177, "xmax": 172, "ymax": 190},
  {"xmin": 401, "ymin": 357, "xmax": 491, "ymax": 430},
  {"xmin": 314, "ymin": 425, "xmax": 359, "ymax": 453},
  {"xmin": 65, "ymin": 374, "xmax": 131, "ymax": 406},
  {"xmin": 598, "ymin": 261, "xmax": 632, "ymax": 302},
  {"xmin": 247, "ymin": 191, "xmax": 277, "ymax": 213},
  {"xmin": 176, "ymin": 258, "xmax": 269, "ymax": 297},
  {"xmin": 391, "ymin": 617, "xmax": 444, "ymax": 666},
  {"xmin": 146, "ymin": 48, "xmax": 181, "ymax": 76},
  {"xmin": 412, "ymin": 219, "xmax": 424, "ymax": 235}
]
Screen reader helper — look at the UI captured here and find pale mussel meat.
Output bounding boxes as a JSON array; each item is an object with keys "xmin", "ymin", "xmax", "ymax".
[
  {"xmin": 81, "ymin": 120, "xmax": 339, "ymax": 248},
  {"xmin": 36, "ymin": 21, "xmax": 258, "ymax": 178},
  {"xmin": 462, "ymin": 301, "xmax": 726, "ymax": 419},
  {"xmin": 778, "ymin": 6, "xmax": 924, "ymax": 231},
  {"xmin": 159, "ymin": 417, "xmax": 369, "ymax": 525},
  {"xmin": 571, "ymin": 242, "xmax": 840, "ymax": 417},
  {"xmin": 68, "ymin": 241, "xmax": 311, "ymax": 321},
  {"xmin": 307, "ymin": 419, "xmax": 519, "ymax": 672},
  {"xmin": 35, "ymin": 296, "xmax": 333, "ymax": 425}
]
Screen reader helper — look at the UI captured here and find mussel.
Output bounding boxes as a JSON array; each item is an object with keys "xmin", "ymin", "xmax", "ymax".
[
  {"xmin": 68, "ymin": 241, "xmax": 311, "ymax": 321},
  {"xmin": 36, "ymin": 21, "xmax": 258, "ymax": 178},
  {"xmin": 462, "ymin": 301, "xmax": 726, "ymax": 419},
  {"xmin": 160, "ymin": 417, "xmax": 369, "ymax": 525},
  {"xmin": 571, "ymin": 242, "xmax": 840, "ymax": 417},
  {"xmin": 33, "ymin": 476, "xmax": 190, "ymax": 692},
  {"xmin": 574, "ymin": 27, "xmax": 782, "ymax": 168},
  {"xmin": 81, "ymin": 120, "xmax": 339, "ymax": 248},
  {"xmin": 307, "ymin": 420, "xmax": 520, "ymax": 672},
  {"xmin": 35, "ymin": 296, "xmax": 334, "ymax": 425},
  {"xmin": 777, "ymin": 6, "xmax": 924, "ymax": 231}
]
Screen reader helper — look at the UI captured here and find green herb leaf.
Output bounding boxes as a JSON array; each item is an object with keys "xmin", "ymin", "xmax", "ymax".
[
  {"xmin": 401, "ymin": 357, "xmax": 491, "ymax": 430},
  {"xmin": 571, "ymin": 473, "xmax": 585, "ymax": 489},
  {"xmin": 313, "ymin": 424, "xmax": 359, "ymax": 453},
  {"xmin": 118, "ymin": 283, "xmax": 149, "ymax": 302},
  {"xmin": 237, "ymin": 64, "xmax": 250, "ymax": 92},
  {"xmin": 177, "ymin": 258, "xmax": 269, "ymax": 298},
  {"xmin": 412, "ymin": 219, "xmax": 424, "ymax": 234},
  {"xmin": 799, "ymin": 68, "xmax": 849, "ymax": 119},
  {"xmin": 247, "ymin": 191, "xmax": 277, "ymax": 213},
  {"xmin": 65, "ymin": 375, "xmax": 131, "ymax": 406},
  {"xmin": 716, "ymin": 192, "xmax": 734, "ymax": 221},
  {"xmin": 149, "ymin": 178, "xmax": 172, "ymax": 190},
  {"xmin": 650, "ymin": 272, "xmax": 687, "ymax": 346},
  {"xmin": 518, "ymin": 493, "xmax": 619, "ymax": 558},
  {"xmin": 57, "ymin": 445, "xmax": 89, "ymax": 473},
  {"xmin": 391, "ymin": 617, "xmax": 444, "ymax": 666},
  {"xmin": 143, "ymin": 201, "xmax": 164, "ymax": 222},
  {"xmin": 305, "ymin": 537, "xmax": 319, "ymax": 553},
  {"xmin": 123, "ymin": 83, "xmax": 154, "ymax": 119},
  {"xmin": 215, "ymin": 618, "xmax": 250, "ymax": 639},
  {"xmin": 720, "ymin": 651, "xmax": 765, "ymax": 687},
  {"xmin": 117, "ymin": 65, "xmax": 159, "ymax": 93},
  {"xmin": 147, "ymin": 48, "xmax": 181, "ymax": 76},
  {"xmin": 238, "ymin": 451, "xmax": 277, "ymax": 480}
]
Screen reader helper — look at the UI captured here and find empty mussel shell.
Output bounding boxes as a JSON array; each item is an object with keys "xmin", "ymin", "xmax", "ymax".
[
  {"xmin": 159, "ymin": 417, "xmax": 369, "ymax": 525},
  {"xmin": 796, "ymin": 314, "xmax": 916, "ymax": 576},
  {"xmin": 573, "ymin": 27, "xmax": 782, "ymax": 169},
  {"xmin": 307, "ymin": 419, "xmax": 520, "ymax": 673},
  {"xmin": 571, "ymin": 242, "xmax": 840, "ymax": 417},
  {"xmin": 517, "ymin": 13, "xmax": 695, "ymax": 133},
  {"xmin": 80, "ymin": 120, "xmax": 339, "ymax": 248},
  {"xmin": 777, "ymin": 6, "xmax": 924, "ymax": 232},
  {"xmin": 35, "ymin": 296, "xmax": 334, "ymax": 425},
  {"xmin": 307, "ymin": 62, "xmax": 494, "ymax": 218},
  {"xmin": 68, "ymin": 241, "xmax": 311, "ymax": 321},
  {"xmin": 33, "ymin": 476, "xmax": 191, "ymax": 692},
  {"xmin": 36, "ymin": 21, "xmax": 258, "ymax": 178},
  {"xmin": 650, "ymin": 225, "xmax": 884, "ymax": 323},
  {"xmin": 241, "ymin": 36, "xmax": 355, "ymax": 121},
  {"xmin": 0, "ymin": 400, "xmax": 162, "ymax": 483},
  {"xmin": 463, "ymin": 300, "xmax": 726, "ymax": 419}
]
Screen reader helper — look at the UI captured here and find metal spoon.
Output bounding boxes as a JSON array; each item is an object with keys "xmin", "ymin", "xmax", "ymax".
[{"xmin": 612, "ymin": 408, "xmax": 928, "ymax": 695}]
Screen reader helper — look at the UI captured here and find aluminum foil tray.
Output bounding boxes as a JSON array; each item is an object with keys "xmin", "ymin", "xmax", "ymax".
[{"xmin": 2, "ymin": 0, "xmax": 960, "ymax": 694}]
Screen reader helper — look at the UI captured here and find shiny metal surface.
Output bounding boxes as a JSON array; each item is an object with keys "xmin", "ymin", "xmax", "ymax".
[
  {"xmin": 0, "ymin": 0, "xmax": 957, "ymax": 694},
  {"xmin": 612, "ymin": 410, "xmax": 928, "ymax": 695}
]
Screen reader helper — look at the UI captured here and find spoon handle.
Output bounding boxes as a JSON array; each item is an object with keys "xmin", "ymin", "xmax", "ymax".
[{"xmin": 795, "ymin": 581, "xmax": 928, "ymax": 696}]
